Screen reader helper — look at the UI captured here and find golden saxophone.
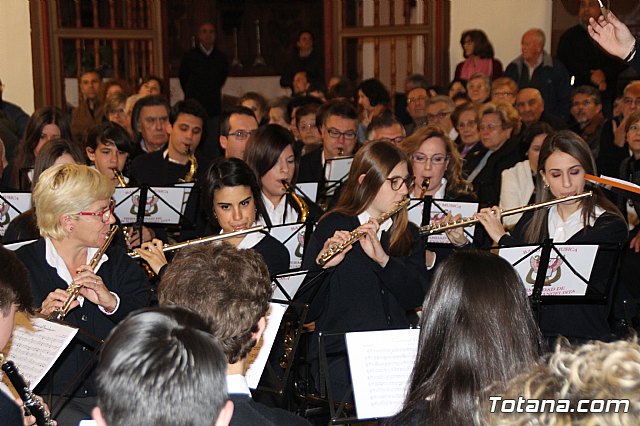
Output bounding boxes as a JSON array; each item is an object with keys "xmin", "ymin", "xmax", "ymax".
[
  {"xmin": 419, "ymin": 177, "xmax": 431, "ymax": 198},
  {"xmin": 419, "ymin": 192, "xmax": 593, "ymax": 235},
  {"xmin": 317, "ymin": 197, "xmax": 410, "ymax": 266},
  {"xmin": 113, "ymin": 169, "xmax": 127, "ymax": 187},
  {"xmin": 282, "ymin": 180, "xmax": 309, "ymax": 223},
  {"xmin": 180, "ymin": 147, "xmax": 198, "ymax": 183},
  {"xmin": 47, "ymin": 225, "xmax": 119, "ymax": 321}
]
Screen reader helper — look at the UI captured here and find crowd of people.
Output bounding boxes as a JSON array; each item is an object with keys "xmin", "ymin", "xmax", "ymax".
[{"xmin": 1, "ymin": 1, "xmax": 640, "ymax": 425}]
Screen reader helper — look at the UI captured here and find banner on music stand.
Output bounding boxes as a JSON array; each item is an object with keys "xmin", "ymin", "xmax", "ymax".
[
  {"xmin": 269, "ymin": 222, "xmax": 307, "ymax": 270},
  {"xmin": 0, "ymin": 192, "xmax": 32, "ymax": 237},
  {"xmin": 408, "ymin": 199, "xmax": 478, "ymax": 244},
  {"xmin": 114, "ymin": 186, "xmax": 187, "ymax": 224}
]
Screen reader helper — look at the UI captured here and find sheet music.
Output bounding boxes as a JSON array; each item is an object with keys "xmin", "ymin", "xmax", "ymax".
[
  {"xmin": 2, "ymin": 312, "xmax": 77, "ymax": 389},
  {"xmin": 499, "ymin": 245, "xmax": 599, "ymax": 296},
  {"xmin": 272, "ymin": 271, "xmax": 307, "ymax": 300},
  {"xmin": 244, "ymin": 303, "xmax": 287, "ymax": 389},
  {"xmin": 269, "ymin": 223, "xmax": 306, "ymax": 269},
  {"xmin": 325, "ymin": 157, "xmax": 353, "ymax": 182},
  {"xmin": 114, "ymin": 186, "xmax": 187, "ymax": 224},
  {"xmin": 3, "ymin": 239, "xmax": 37, "ymax": 251},
  {"xmin": 297, "ymin": 182, "xmax": 318, "ymax": 203},
  {"xmin": 346, "ymin": 328, "xmax": 419, "ymax": 419},
  {"xmin": 408, "ymin": 199, "xmax": 478, "ymax": 244},
  {"xmin": 0, "ymin": 192, "xmax": 32, "ymax": 237}
]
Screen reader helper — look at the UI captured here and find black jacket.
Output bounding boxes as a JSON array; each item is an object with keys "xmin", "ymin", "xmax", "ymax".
[
  {"xmin": 229, "ymin": 394, "xmax": 311, "ymax": 426},
  {"xmin": 179, "ymin": 47, "xmax": 228, "ymax": 117}
]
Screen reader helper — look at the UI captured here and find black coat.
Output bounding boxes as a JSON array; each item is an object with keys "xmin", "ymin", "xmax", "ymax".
[
  {"xmin": 229, "ymin": 394, "xmax": 311, "ymax": 426},
  {"xmin": 472, "ymin": 137, "xmax": 521, "ymax": 207},
  {"xmin": 179, "ymin": 47, "xmax": 228, "ymax": 117},
  {"xmin": 16, "ymin": 239, "xmax": 150, "ymax": 396},
  {"xmin": 499, "ymin": 210, "xmax": 627, "ymax": 341}
]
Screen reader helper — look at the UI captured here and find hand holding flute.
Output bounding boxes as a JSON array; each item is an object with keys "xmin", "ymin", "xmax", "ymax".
[{"xmin": 315, "ymin": 219, "xmax": 389, "ymax": 268}]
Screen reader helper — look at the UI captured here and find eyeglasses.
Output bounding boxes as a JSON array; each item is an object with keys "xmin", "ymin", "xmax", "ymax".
[
  {"xmin": 407, "ymin": 95, "xmax": 428, "ymax": 104},
  {"xmin": 426, "ymin": 111, "xmax": 451, "ymax": 121},
  {"xmin": 227, "ymin": 130, "xmax": 255, "ymax": 140},
  {"xmin": 386, "ymin": 175, "xmax": 415, "ymax": 191},
  {"xmin": 412, "ymin": 153, "xmax": 448, "ymax": 165},
  {"xmin": 572, "ymin": 99, "xmax": 595, "ymax": 108},
  {"xmin": 479, "ymin": 123, "xmax": 501, "ymax": 132},
  {"xmin": 298, "ymin": 123, "xmax": 317, "ymax": 130},
  {"xmin": 327, "ymin": 128, "xmax": 357, "ymax": 140},
  {"xmin": 623, "ymin": 98, "xmax": 640, "ymax": 107},
  {"xmin": 456, "ymin": 119, "xmax": 477, "ymax": 129},
  {"xmin": 492, "ymin": 91, "xmax": 513, "ymax": 97},
  {"xmin": 75, "ymin": 200, "xmax": 115, "ymax": 223}
]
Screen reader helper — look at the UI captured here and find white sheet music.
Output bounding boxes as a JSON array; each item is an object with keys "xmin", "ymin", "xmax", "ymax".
[
  {"xmin": 346, "ymin": 328, "xmax": 419, "ymax": 419},
  {"xmin": 269, "ymin": 223, "xmax": 306, "ymax": 269},
  {"xmin": 297, "ymin": 182, "xmax": 319, "ymax": 204},
  {"xmin": 272, "ymin": 271, "xmax": 307, "ymax": 300},
  {"xmin": 325, "ymin": 157, "xmax": 353, "ymax": 182},
  {"xmin": 2, "ymin": 312, "xmax": 77, "ymax": 389},
  {"xmin": 4, "ymin": 239, "xmax": 37, "ymax": 251},
  {"xmin": 244, "ymin": 303, "xmax": 287, "ymax": 389},
  {"xmin": 499, "ymin": 245, "xmax": 599, "ymax": 296},
  {"xmin": 408, "ymin": 199, "xmax": 478, "ymax": 244}
]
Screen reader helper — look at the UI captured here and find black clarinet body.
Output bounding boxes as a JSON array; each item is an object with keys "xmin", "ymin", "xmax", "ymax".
[{"xmin": 1, "ymin": 360, "xmax": 55, "ymax": 426}]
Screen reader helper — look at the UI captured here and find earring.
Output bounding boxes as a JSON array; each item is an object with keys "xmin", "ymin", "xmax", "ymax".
[{"xmin": 543, "ymin": 182, "xmax": 550, "ymax": 190}]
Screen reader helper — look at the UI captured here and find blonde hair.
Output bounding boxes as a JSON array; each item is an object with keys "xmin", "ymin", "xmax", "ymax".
[
  {"xmin": 479, "ymin": 338, "xmax": 640, "ymax": 426},
  {"xmin": 479, "ymin": 102, "xmax": 521, "ymax": 134},
  {"xmin": 33, "ymin": 164, "xmax": 114, "ymax": 239}
]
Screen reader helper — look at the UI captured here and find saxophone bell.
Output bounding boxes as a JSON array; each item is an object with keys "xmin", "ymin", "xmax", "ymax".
[
  {"xmin": 419, "ymin": 177, "xmax": 431, "ymax": 198},
  {"xmin": 282, "ymin": 180, "xmax": 309, "ymax": 223}
]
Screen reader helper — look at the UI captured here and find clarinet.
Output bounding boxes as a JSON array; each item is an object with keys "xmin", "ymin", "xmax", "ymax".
[{"xmin": 1, "ymin": 357, "xmax": 55, "ymax": 426}]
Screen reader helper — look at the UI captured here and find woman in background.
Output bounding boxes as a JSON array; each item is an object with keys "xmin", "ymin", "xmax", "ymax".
[{"xmin": 454, "ymin": 29, "xmax": 503, "ymax": 80}]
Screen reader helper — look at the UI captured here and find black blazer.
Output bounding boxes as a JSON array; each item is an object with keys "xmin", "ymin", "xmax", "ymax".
[
  {"xmin": 229, "ymin": 394, "xmax": 311, "ymax": 426},
  {"xmin": 16, "ymin": 239, "xmax": 150, "ymax": 396},
  {"xmin": 499, "ymin": 210, "xmax": 627, "ymax": 341},
  {"xmin": 297, "ymin": 146, "xmax": 324, "ymax": 184}
]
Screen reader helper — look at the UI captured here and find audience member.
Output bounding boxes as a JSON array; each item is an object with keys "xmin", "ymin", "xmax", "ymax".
[
  {"xmin": 180, "ymin": 22, "xmax": 229, "ymax": 118},
  {"xmin": 294, "ymin": 102, "xmax": 322, "ymax": 155},
  {"xmin": 505, "ymin": 28, "xmax": 571, "ymax": 121},
  {"xmin": 405, "ymin": 86, "xmax": 429, "ymax": 135},
  {"xmin": 515, "ymin": 87, "xmax": 567, "ymax": 130},
  {"xmin": 129, "ymin": 94, "xmax": 170, "ymax": 158},
  {"xmin": 71, "ymin": 69, "xmax": 103, "ymax": 144},
  {"xmin": 280, "ymin": 30, "xmax": 323, "ymax": 92},
  {"xmin": 239, "ymin": 92, "xmax": 268, "ymax": 126},
  {"xmin": 0, "ymin": 76, "xmax": 29, "ymax": 140},
  {"xmin": 267, "ymin": 97, "xmax": 291, "ymax": 130},
  {"xmin": 365, "ymin": 113, "xmax": 406, "ymax": 145},
  {"xmin": 357, "ymin": 78, "xmax": 391, "ymax": 131},
  {"xmin": 454, "ymin": 29, "xmax": 503, "ymax": 80},
  {"xmin": 490, "ymin": 77, "xmax": 518, "ymax": 106},
  {"xmin": 451, "ymin": 102, "xmax": 485, "ymax": 176},
  {"xmin": 466, "ymin": 73, "xmax": 491, "ymax": 105},
  {"xmin": 137, "ymin": 75, "xmax": 163, "ymax": 96},
  {"xmin": 569, "ymin": 85, "xmax": 607, "ymax": 157},
  {"xmin": 426, "ymin": 95, "xmax": 458, "ymax": 140},
  {"xmin": 103, "ymin": 92, "xmax": 132, "ymax": 137}
]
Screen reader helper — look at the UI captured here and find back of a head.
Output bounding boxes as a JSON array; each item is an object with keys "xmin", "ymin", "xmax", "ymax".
[
  {"xmin": 0, "ymin": 245, "xmax": 33, "ymax": 317},
  {"xmin": 96, "ymin": 307, "xmax": 229, "ymax": 426},
  {"xmin": 403, "ymin": 250, "xmax": 541, "ymax": 425},
  {"xmin": 158, "ymin": 243, "xmax": 272, "ymax": 364}
]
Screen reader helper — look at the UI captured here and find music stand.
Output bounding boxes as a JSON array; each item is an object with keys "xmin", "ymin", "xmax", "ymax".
[
  {"xmin": 0, "ymin": 191, "xmax": 32, "ymax": 238},
  {"xmin": 408, "ymin": 197, "xmax": 477, "ymax": 243},
  {"xmin": 269, "ymin": 223, "xmax": 308, "ymax": 271}
]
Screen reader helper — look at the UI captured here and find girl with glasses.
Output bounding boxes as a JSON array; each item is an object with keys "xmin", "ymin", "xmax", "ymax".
[
  {"xmin": 301, "ymin": 140, "xmax": 431, "ymax": 401},
  {"xmin": 15, "ymin": 164, "xmax": 149, "ymax": 425}
]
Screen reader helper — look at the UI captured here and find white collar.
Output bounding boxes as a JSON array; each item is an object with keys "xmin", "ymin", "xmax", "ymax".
[
  {"xmin": 162, "ymin": 148, "xmax": 186, "ymax": 165},
  {"xmin": 45, "ymin": 238, "xmax": 108, "ymax": 306},
  {"xmin": 199, "ymin": 44, "xmax": 214, "ymax": 56},
  {"xmin": 547, "ymin": 204, "xmax": 604, "ymax": 243},
  {"xmin": 260, "ymin": 193, "xmax": 297, "ymax": 226},
  {"xmin": 357, "ymin": 210, "xmax": 393, "ymax": 240},
  {"xmin": 226, "ymin": 374, "xmax": 251, "ymax": 396},
  {"xmin": 220, "ymin": 224, "xmax": 265, "ymax": 249},
  {"xmin": 433, "ymin": 177, "xmax": 447, "ymax": 199}
]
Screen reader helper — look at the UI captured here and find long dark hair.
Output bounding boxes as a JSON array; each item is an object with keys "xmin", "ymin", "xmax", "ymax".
[
  {"xmin": 523, "ymin": 131, "xmax": 623, "ymax": 243},
  {"xmin": 244, "ymin": 124, "xmax": 298, "ymax": 184},
  {"xmin": 32, "ymin": 138, "xmax": 84, "ymax": 189},
  {"xmin": 331, "ymin": 140, "xmax": 412, "ymax": 255},
  {"xmin": 399, "ymin": 250, "xmax": 541, "ymax": 426},
  {"xmin": 11, "ymin": 106, "xmax": 71, "ymax": 189},
  {"xmin": 201, "ymin": 157, "xmax": 267, "ymax": 230},
  {"xmin": 460, "ymin": 29, "xmax": 495, "ymax": 59}
]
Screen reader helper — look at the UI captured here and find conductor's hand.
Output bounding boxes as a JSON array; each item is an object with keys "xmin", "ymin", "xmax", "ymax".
[
  {"xmin": 358, "ymin": 220, "xmax": 389, "ymax": 268},
  {"xmin": 41, "ymin": 289, "xmax": 80, "ymax": 317},
  {"xmin": 475, "ymin": 206, "xmax": 506, "ymax": 244},
  {"xmin": 75, "ymin": 266, "xmax": 117, "ymax": 312},
  {"xmin": 588, "ymin": 11, "xmax": 636, "ymax": 60},
  {"xmin": 316, "ymin": 230, "xmax": 353, "ymax": 268},
  {"xmin": 137, "ymin": 238, "xmax": 168, "ymax": 275}
]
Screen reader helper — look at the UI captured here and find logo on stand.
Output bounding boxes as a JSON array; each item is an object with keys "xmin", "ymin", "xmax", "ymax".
[
  {"xmin": 0, "ymin": 202, "xmax": 10, "ymax": 226},
  {"xmin": 526, "ymin": 255, "xmax": 563, "ymax": 285},
  {"xmin": 130, "ymin": 194, "xmax": 159, "ymax": 216}
]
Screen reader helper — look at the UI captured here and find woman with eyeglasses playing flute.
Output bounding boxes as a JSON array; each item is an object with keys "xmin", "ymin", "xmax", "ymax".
[
  {"xmin": 14, "ymin": 164, "xmax": 150, "ymax": 425},
  {"xmin": 463, "ymin": 131, "xmax": 627, "ymax": 344},
  {"xmin": 300, "ymin": 140, "xmax": 431, "ymax": 401}
]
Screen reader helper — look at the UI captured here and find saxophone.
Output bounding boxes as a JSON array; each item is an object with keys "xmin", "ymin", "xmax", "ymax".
[
  {"xmin": 47, "ymin": 225, "xmax": 119, "ymax": 321},
  {"xmin": 113, "ymin": 169, "xmax": 127, "ymax": 187},
  {"xmin": 180, "ymin": 148, "xmax": 198, "ymax": 183},
  {"xmin": 282, "ymin": 180, "xmax": 309, "ymax": 223},
  {"xmin": 0, "ymin": 355, "xmax": 55, "ymax": 426}
]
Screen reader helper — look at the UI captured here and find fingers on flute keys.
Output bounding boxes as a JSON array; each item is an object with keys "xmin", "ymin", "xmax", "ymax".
[{"xmin": 317, "ymin": 230, "xmax": 353, "ymax": 268}]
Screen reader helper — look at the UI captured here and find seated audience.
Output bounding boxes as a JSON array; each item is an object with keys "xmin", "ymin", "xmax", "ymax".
[
  {"xmin": 569, "ymin": 85, "xmax": 607, "ymax": 158},
  {"xmin": 515, "ymin": 88, "xmax": 566, "ymax": 131},
  {"xmin": 365, "ymin": 113, "xmax": 406, "ymax": 145},
  {"xmin": 92, "ymin": 307, "xmax": 233, "ymax": 426},
  {"xmin": 71, "ymin": 69, "xmax": 103, "ymax": 145},
  {"xmin": 466, "ymin": 73, "xmax": 491, "ymax": 105},
  {"xmin": 426, "ymin": 95, "xmax": 458, "ymax": 140},
  {"xmin": 387, "ymin": 250, "xmax": 542, "ymax": 426},
  {"xmin": 490, "ymin": 77, "xmax": 518, "ymax": 106},
  {"xmin": 454, "ymin": 29, "xmax": 503, "ymax": 80},
  {"xmin": 239, "ymin": 92, "xmax": 268, "ymax": 126}
]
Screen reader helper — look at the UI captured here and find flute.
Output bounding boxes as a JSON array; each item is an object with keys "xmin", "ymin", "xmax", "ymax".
[
  {"xmin": 317, "ymin": 198, "xmax": 410, "ymax": 266},
  {"xmin": 419, "ymin": 192, "xmax": 593, "ymax": 235}
]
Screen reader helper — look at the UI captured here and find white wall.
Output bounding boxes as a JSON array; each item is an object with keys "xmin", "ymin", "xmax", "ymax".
[
  {"xmin": 0, "ymin": 0, "xmax": 34, "ymax": 113},
  {"xmin": 450, "ymin": 0, "xmax": 553, "ymax": 81}
]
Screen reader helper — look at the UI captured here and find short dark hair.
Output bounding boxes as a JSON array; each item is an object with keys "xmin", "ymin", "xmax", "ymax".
[
  {"xmin": 170, "ymin": 99, "xmax": 208, "ymax": 125},
  {"xmin": 85, "ymin": 121, "xmax": 134, "ymax": 154},
  {"xmin": 287, "ymin": 96, "xmax": 323, "ymax": 121},
  {"xmin": 220, "ymin": 106, "xmax": 257, "ymax": 136},
  {"xmin": 200, "ymin": 157, "xmax": 267, "ymax": 229},
  {"xmin": 0, "ymin": 245, "xmax": 33, "ymax": 316},
  {"xmin": 451, "ymin": 102, "xmax": 478, "ymax": 128},
  {"xmin": 294, "ymin": 102, "xmax": 321, "ymax": 128},
  {"xmin": 405, "ymin": 74, "xmax": 429, "ymax": 92},
  {"xmin": 130, "ymin": 95, "xmax": 170, "ymax": 142},
  {"xmin": 239, "ymin": 92, "xmax": 268, "ymax": 114},
  {"xmin": 245, "ymin": 124, "xmax": 298, "ymax": 183},
  {"xmin": 572, "ymin": 85, "xmax": 602, "ymax": 105},
  {"xmin": 327, "ymin": 79, "xmax": 355, "ymax": 101},
  {"xmin": 357, "ymin": 78, "xmax": 391, "ymax": 107},
  {"xmin": 268, "ymin": 97, "xmax": 292, "ymax": 125},
  {"xmin": 319, "ymin": 99, "xmax": 358, "ymax": 129},
  {"xmin": 138, "ymin": 75, "xmax": 164, "ymax": 94},
  {"xmin": 520, "ymin": 121, "xmax": 555, "ymax": 155},
  {"xmin": 159, "ymin": 244, "xmax": 272, "ymax": 364},
  {"xmin": 365, "ymin": 112, "xmax": 404, "ymax": 141},
  {"xmin": 96, "ymin": 307, "xmax": 228, "ymax": 426}
]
